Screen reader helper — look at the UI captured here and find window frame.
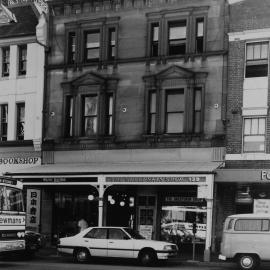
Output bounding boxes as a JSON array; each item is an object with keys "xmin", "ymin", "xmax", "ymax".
[
  {"xmin": 18, "ymin": 44, "xmax": 27, "ymax": 76},
  {"xmin": 195, "ymin": 17, "xmax": 205, "ymax": 53},
  {"xmin": 242, "ymin": 117, "xmax": 266, "ymax": 153},
  {"xmin": 67, "ymin": 31, "xmax": 77, "ymax": 64},
  {"xmin": 2, "ymin": 47, "xmax": 10, "ymax": 77},
  {"xmin": 165, "ymin": 88, "xmax": 185, "ymax": 134},
  {"xmin": 147, "ymin": 90, "xmax": 157, "ymax": 134},
  {"xmin": 245, "ymin": 41, "xmax": 269, "ymax": 78},
  {"xmin": 83, "ymin": 29, "xmax": 101, "ymax": 63},
  {"xmin": 0, "ymin": 104, "xmax": 8, "ymax": 142},
  {"xmin": 16, "ymin": 102, "xmax": 25, "ymax": 141},
  {"xmin": 64, "ymin": 95, "xmax": 74, "ymax": 137},
  {"xmin": 150, "ymin": 22, "xmax": 159, "ymax": 57}
]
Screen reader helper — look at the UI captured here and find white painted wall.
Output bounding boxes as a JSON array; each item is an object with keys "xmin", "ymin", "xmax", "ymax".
[{"xmin": 0, "ymin": 41, "xmax": 45, "ymax": 141}]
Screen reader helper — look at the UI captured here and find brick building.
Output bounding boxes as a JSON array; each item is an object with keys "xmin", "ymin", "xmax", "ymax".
[
  {"xmin": 7, "ymin": 0, "xmax": 227, "ymax": 260},
  {"xmin": 215, "ymin": 0, "xmax": 270, "ymax": 250}
]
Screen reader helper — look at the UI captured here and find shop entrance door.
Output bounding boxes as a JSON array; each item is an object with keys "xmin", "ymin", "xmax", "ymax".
[{"xmin": 137, "ymin": 195, "xmax": 156, "ymax": 240}]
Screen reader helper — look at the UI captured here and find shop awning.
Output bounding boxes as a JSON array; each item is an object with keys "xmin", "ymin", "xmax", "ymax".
[{"xmin": 4, "ymin": 161, "xmax": 223, "ymax": 178}]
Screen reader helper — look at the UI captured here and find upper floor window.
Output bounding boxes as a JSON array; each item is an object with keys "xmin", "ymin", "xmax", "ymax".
[
  {"xmin": 245, "ymin": 42, "xmax": 269, "ymax": 78},
  {"xmin": 243, "ymin": 117, "xmax": 265, "ymax": 153},
  {"xmin": 18, "ymin": 45, "xmax": 27, "ymax": 75},
  {"xmin": 2, "ymin": 47, "xmax": 10, "ymax": 77},
  {"xmin": 105, "ymin": 93, "xmax": 114, "ymax": 136},
  {"xmin": 16, "ymin": 103, "xmax": 25, "ymax": 141},
  {"xmin": 65, "ymin": 96, "xmax": 74, "ymax": 137},
  {"xmin": 68, "ymin": 32, "xmax": 76, "ymax": 64},
  {"xmin": 148, "ymin": 91, "xmax": 156, "ymax": 134},
  {"xmin": 168, "ymin": 21, "xmax": 186, "ymax": 55},
  {"xmin": 82, "ymin": 95, "xmax": 98, "ymax": 136},
  {"xmin": 84, "ymin": 30, "xmax": 100, "ymax": 62},
  {"xmin": 195, "ymin": 18, "xmax": 204, "ymax": 53},
  {"xmin": 150, "ymin": 23, "xmax": 159, "ymax": 57},
  {"xmin": 0, "ymin": 104, "xmax": 8, "ymax": 141},
  {"xmin": 166, "ymin": 89, "xmax": 184, "ymax": 133},
  {"xmin": 108, "ymin": 28, "xmax": 116, "ymax": 60},
  {"xmin": 194, "ymin": 87, "xmax": 202, "ymax": 133}
]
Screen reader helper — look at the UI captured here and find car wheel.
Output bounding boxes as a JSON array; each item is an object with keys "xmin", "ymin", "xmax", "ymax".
[
  {"xmin": 237, "ymin": 254, "xmax": 259, "ymax": 270},
  {"xmin": 139, "ymin": 249, "xmax": 157, "ymax": 266},
  {"xmin": 73, "ymin": 248, "xmax": 90, "ymax": 263}
]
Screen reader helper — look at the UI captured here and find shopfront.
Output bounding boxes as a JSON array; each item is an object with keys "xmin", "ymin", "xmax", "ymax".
[
  {"xmin": 214, "ymin": 168, "xmax": 270, "ymax": 252},
  {"xmin": 6, "ymin": 161, "xmax": 219, "ymax": 261}
]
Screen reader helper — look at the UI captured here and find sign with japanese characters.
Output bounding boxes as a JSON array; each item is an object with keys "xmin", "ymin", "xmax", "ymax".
[{"xmin": 26, "ymin": 189, "xmax": 41, "ymax": 232}]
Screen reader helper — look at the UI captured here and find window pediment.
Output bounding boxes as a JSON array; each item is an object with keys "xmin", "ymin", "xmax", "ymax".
[
  {"xmin": 62, "ymin": 71, "xmax": 119, "ymax": 90},
  {"xmin": 144, "ymin": 65, "xmax": 207, "ymax": 85}
]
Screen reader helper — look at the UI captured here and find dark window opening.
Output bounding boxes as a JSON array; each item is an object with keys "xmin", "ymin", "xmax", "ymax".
[
  {"xmin": 108, "ymin": 28, "xmax": 116, "ymax": 60},
  {"xmin": 105, "ymin": 93, "xmax": 113, "ymax": 136},
  {"xmin": 81, "ymin": 95, "xmax": 98, "ymax": 136},
  {"xmin": 168, "ymin": 21, "xmax": 186, "ymax": 55},
  {"xmin": 68, "ymin": 32, "xmax": 76, "ymax": 64},
  {"xmin": 16, "ymin": 103, "xmax": 25, "ymax": 141},
  {"xmin": 246, "ymin": 42, "xmax": 269, "ymax": 78},
  {"xmin": 194, "ymin": 87, "xmax": 202, "ymax": 133},
  {"xmin": 195, "ymin": 18, "xmax": 204, "ymax": 53},
  {"xmin": 150, "ymin": 23, "xmax": 159, "ymax": 57},
  {"xmin": 148, "ymin": 91, "xmax": 156, "ymax": 134},
  {"xmin": 2, "ymin": 47, "xmax": 10, "ymax": 77},
  {"xmin": 0, "ymin": 104, "xmax": 8, "ymax": 141},
  {"xmin": 65, "ymin": 96, "xmax": 74, "ymax": 137},
  {"xmin": 18, "ymin": 45, "xmax": 27, "ymax": 75}
]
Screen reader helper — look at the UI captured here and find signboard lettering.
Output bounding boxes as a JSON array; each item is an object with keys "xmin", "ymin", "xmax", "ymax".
[
  {"xmin": 261, "ymin": 171, "xmax": 270, "ymax": 181},
  {"xmin": 106, "ymin": 176, "xmax": 206, "ymax": 183},
  {"xmin": 254, "ymin": 199, "xmax": 270, "ymax": 214},
  {"xmin": 26, "ymin": 189, "xmax": 40, "ymax": 232},
  {"xmin": 0, "ymin": 157, "xmax": 39, "ymax": 165}
]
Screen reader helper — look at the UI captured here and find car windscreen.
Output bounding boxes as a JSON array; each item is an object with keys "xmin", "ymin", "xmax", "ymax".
[{"xmin": 124, "ymin": 228, "xmax": 145, "ymax": 239}]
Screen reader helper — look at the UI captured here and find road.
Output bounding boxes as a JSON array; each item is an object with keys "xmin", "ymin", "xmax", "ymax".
[{"xmin": 1, "ymin": 255, "xmax": 270, "ymax": 270}]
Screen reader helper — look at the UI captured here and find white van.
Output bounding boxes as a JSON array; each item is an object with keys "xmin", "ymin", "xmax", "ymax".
[{"xmin": 219, "ymin": 213, "xmax": 270, "ymax": 270}]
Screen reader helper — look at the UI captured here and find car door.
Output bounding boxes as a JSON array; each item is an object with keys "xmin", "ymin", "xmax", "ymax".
[
  {"xmin": 107, "ymin": 228, "xmax": 134, "ymax": 258},
  {"xmin": 83, "ymin": 228, "xmax": 108, "ymax": 257}
]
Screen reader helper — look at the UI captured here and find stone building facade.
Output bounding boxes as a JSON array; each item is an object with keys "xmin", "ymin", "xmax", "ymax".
[{"xmin": 7, "ymin": 0, "xmax": 227, "ymax": 261}]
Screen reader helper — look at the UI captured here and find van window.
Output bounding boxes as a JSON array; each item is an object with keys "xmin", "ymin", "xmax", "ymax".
[
  {"xmin": 227, "ymin": 218, "xmax": 234, "ymax": 230},
  {"xmin": 234, "ymin": 219, "xmax": 270, "ymax": 231}
]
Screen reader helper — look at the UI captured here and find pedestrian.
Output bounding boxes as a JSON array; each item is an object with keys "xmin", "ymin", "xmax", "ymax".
[{"xmin": 78, "ymin": 217, "xmax": 88, "ymax": 232}]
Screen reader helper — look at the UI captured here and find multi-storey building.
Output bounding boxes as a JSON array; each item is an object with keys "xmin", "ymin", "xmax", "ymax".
[
  {"xmin": 8, "ymin": 0, "xmax": 227, "ymax": 260},
  {"xmin": 0, "ymin": 1, "xmax": 47, "ymax": 231},
  {"xmin": 215, "ymin": 0, "xmax": 270, "ymax": 250}
]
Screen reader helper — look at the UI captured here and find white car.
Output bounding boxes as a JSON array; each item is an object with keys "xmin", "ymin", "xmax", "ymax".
[{"xmin": 57, "ymin": 226, "xmax": 178, "ymax": 265}]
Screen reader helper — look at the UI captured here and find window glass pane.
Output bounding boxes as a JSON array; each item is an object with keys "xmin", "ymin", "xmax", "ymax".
[
  {"xmin": 261, "ymin": 43, "xmax": 269, "ymax": 59},
  {"xmin": 195, "ymin": 89, "xmax": 202, "ymax": 110},
  {"xmin": 244, "ymin": 135, "xmax": 265, "ymax": 152},
  {"xmin": 167, "ymin": 113, "xmax": 184, "ymax": 133},
  {"xmin": 109, "ymin": 229, "xmax": 126, "ymax": 240},
  {"xmin": 235, "ymin": 219, "xmax": 262, "ymax": 231},
  {"xmin": 167, "ymin": 91, "xmax": 184, "ymax": 112},
  {"xmin": 150, "ymin": 114, "xmax": 156, "ymax": 133},
  {"xmin": 196, "ymin": 20, "xmax": 204, "ymax": 37},
  {"xmin": 258, "ymin": 118, "xmax": 266, "ymax": 134},
  {"xmin": 150, "ymin": 92, "xmax": 156, "ymax": 113},
  {"xmin": 84, "ymin": 96, "xmax": 97, "ymax": 116},
  {"xmin": 246, "ymin": 44, "xmax": 253, "ymax": 60},
  {"xmin": 169, "ymin": 24, "xmax": 186, "ymax": 40},
  {"xmin": 262, "ymin": 220, "xmax": 269, "ymax": 231},
  {"xmin": 250, "ymin": 118, "xmax": 258, "ymax": 135},
  {"xmin": 84, "ymin": 117, "xmax": 97, "ymax": 135},
  {"xmin": 194, "ymin": 111, "xmax": 201, "ymax": 133},
  {"xmin": 87, "ymin": 49, "xmax": 99, "ymax": 59},
  {"xmin": 108, "ymin": 95, "xmax": 113, "ymax": 115},
  {"xmin": 253, "ymin": 44, "xmax": 261, "ymax": 59},
  {"xmin": 152, "ymin": 25, "xmax": 159, "ymax": 41},
  {"xmin": 244, "ymin": 119, "xmax": 251, "ymax": 135},
  {"xmin": 86, "ymin": 32, "xmax": 100, "ymax": 48},
  {"xmin": 86, "ymin": 228, "xmax": 107, "ymax": 239}
]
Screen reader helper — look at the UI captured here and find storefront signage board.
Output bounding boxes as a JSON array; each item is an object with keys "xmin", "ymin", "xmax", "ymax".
[
  {"xmin": 253, "ymin": 199, "xmax": 270, "ymax": 214},
  {"xmin": 106, "ymin": 176, "xmax": 206, "ymax": 183},
  {"xmin": 139, "ymin": 225, "xmax": 153, "ymax": 240},
  {"xmin": 26, "ymin": 189, "xmax": 41, "ymax": 232},
  {"xmin": 261, "ymin": 171, "xmax": 270, "ymax": 181}
]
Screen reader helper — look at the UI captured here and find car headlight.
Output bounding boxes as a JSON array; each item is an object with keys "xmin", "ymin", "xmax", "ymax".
[{"xmin": 163, "ymin": 245, "xmax": 174, "ymax": 250}]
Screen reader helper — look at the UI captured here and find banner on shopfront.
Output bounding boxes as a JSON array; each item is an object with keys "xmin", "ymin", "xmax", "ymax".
[
  {"xmin": 26, "ymin": 189, "xmax": 41, "ymax": 232},
  {"xmin": 106, "ymin": 176, "xmax": 206, "ymax": 183},
  {"xmin": 253, "ymin": 199, "xmax": 270, "ymax": 214}
]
